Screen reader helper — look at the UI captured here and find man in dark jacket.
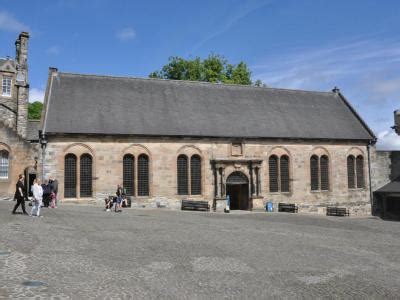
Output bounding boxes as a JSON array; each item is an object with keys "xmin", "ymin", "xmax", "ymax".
[
  {"xmin": 12, "ymin": 174, "xmax": 28, "ymax": 215},
  {"xmin": 42, "ymin": 180, "xmax": 51, "ymax": 207}
]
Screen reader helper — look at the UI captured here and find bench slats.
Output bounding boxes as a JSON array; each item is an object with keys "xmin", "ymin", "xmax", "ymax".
[
  {"xmin": 181, "ymin": 200, "xmax": 210, "ymax": 211},
  {"xmin": 326, "ymin": 206, "xmax": 349, "ymax": 217},
  {"xmin": 278, "ymin": 203, "xmax": 298, "ymax": 213}
]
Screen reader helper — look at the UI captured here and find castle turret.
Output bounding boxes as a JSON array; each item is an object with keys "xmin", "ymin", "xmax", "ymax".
[{"xmin": 15, "ymin": 32, "xmax": 29, "ymax": 139}]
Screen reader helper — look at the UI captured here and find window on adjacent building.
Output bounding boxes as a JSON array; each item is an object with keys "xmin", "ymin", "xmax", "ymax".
[
  {"xmin": 80, "ymin": 154, "xmax": 93, "ymax": 197},
  {"xmin": 137, "ymin": 154, "xmax": 149, "ymax": 196},
  {"xmin": 123, "ymin": 154, "xmax": 134, "ymax": 196},
  {"xmin": 347, "ymin": 154, "xmax": 364, "ymax": 189},
  {"xmin": 269, "ymin": 154, "xmax": 290, "ymax": 193},
  {"xmin": 2, "ymin": 76, "xmax": 12, "ymax": 96},
  {"xmin": 310, "ymin": 154, "xmax": 330, "ymax": 191},
  {"xmin": 64, "ymin": 154, "xmax": 77, "ymax": 198},
  {"xmin": 0, "ymin": 150, "xmax": 9, "ymax": 179}
]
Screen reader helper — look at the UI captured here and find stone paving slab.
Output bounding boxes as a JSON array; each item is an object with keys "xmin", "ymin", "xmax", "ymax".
[{"xmin": 0, "ymin": 202, "xmax": 399, "ymax": 299}]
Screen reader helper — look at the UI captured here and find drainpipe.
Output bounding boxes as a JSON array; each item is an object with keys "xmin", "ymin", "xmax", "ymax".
[{"xmin": 367, "ymin": 139, "xmax": 376, "ymax": 213}]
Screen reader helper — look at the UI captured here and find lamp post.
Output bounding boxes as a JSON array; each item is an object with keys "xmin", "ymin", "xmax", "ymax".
[
  {"xmin": 39, "ymin": 131, "xmax": 47, "ymax": 182},
  {"xmin": 391, "ymin": 110, "xmax": 400, "ymax": 135}
]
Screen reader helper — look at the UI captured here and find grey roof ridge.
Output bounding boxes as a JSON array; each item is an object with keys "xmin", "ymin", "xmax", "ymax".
[
  {"xmin": 42, "ymin": 72, "xmax": 56, "ymax": 135},
  {"xmin": 57, "ymin": 70, "xmax": 334, "ymax": 95},
  {"xmin": 336, "ymin": 92, "xmax": 377, "ymax": 141}
]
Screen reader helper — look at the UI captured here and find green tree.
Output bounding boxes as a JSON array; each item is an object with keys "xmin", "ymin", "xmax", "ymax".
[
  {"xmin": 150, "ymin": 54, "xmax": 265, "ymax": 86},
  {"xmin": 28, "ymin": 101, "xmax": 43, "ymax": 120}
]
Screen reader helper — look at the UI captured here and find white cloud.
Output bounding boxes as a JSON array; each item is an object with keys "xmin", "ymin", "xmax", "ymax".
[
  {"xmin": 376, "ymin": 130, "xmax": 400, "ymax": 150},
  {"xmin": 29, "ymin": 88, "xmax": 45, "ymax": 103},
  {"xmin": 46, "ymin": 46, "xmax": 60, "ymax": 56},
  {"xmin": 191, "ymin": 0, "xmax": 273, "ymax": 52},
  {"xmin": 0, "ymin": 11, "xmax": 30, "ymax": 32},
  {"xmin": 115, "ymin": 27, "xmax": 136, "ymax": 41}
]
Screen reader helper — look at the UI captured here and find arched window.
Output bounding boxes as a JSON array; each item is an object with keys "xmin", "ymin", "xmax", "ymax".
[
  {"xmin": 347, "ymin": 154, "xmax": 365, "ymax": 189},
  {"xmin": 137, "ymin": 154, "xmax": 149, "ymax": 196},
  {"xmin": 310, "ymin": 154, "xmax": 330, "ymax": 191},
  {"xmin": 320, "ymin": 155, "xmax": 329, "ymax": 191},
  {"xmin": 269, "ymin": 155, "xmax": 279, "ymax": 192},
  {"xmin": 0, "ymin": 150, "xmax": 9, "ymax": 179},
  {"xmin": 269, "ymin": 154, "xmax": 290, "ymax": 193},
  {"xmin": 80, "ymin": 154, "xmax": 92, "ymax": 197},
  {"xmin": 310, "ymin": 155, "xmax": 319, "ymax": 191},
  {"xmin": 280, "ymin": 155, "xmax": 290, "ymax": 192},
  {"xmin": 190, "ymin": 155, "xmax": 201, "ymax": 195},
  {"xmin": 123, "ymin": 154, "xmax": 134, "ymax": 196},
  {"xmin": 64, "ymin": 154, "xmax": 77, "ymax": 198},
  {"xmin": 356, "ymin": 155, "xmax": 364, "ymax": 188},
  {"xmin": 347, "ymin": 155, "xmax": 355, "ymax": 189},
  {"xmin": 177, "ymin": 155, "xmax": 188, "ymax": 195}
]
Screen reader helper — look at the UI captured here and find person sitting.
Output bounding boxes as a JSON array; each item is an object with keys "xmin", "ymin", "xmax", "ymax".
[{"xmin": 104, "ymin": 197, "xmax": 113, "ymax": 211}]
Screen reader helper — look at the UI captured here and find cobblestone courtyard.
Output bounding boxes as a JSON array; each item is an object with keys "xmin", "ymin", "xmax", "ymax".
[{"xmin": 0, "ymin": 201, "xmax": 399, "ymax": 299}]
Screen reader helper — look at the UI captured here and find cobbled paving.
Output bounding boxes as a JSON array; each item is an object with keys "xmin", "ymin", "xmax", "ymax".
[{"xmin": 0, "ymin": 201, "xmax": 399, "ymax": 299}]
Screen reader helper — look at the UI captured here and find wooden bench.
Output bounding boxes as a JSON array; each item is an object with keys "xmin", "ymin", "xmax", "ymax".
[
  {"xmin": 278, "ymin": 203, "xmax": 298, "ymax": 213},
  {"xmin": 181, "ymin": 200, "xmax": 210, "ymax": 211},
  {"xmin": 326, "ymin": 206, "xmax": 349, "ymax": 217}
]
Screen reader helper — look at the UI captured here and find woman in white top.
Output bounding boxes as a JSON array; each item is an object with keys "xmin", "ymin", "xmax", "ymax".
[{"xmin": 31, "ymin": 178, "xmax": 43, "ymax": 217}]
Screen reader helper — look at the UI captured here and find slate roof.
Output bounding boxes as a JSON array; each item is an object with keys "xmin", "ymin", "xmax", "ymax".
[
  {"xmin": 374, "ymin": 177, "xmax": 400, "ymax": 194},
  {"xmin": 42, "ymin": 72, "xmax": 375, "ymax": 141},
  {"xmin": 26, "ymin": 120, "xmax": 40, "ymax": 141}
]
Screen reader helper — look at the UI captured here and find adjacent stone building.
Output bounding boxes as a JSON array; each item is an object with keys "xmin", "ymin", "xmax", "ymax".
[
  {"xmin": 0, "ymin": 32, "xmax": 39, "ymax": 198},
  {"xmin": 1, "ymin": 32, "xmax": 379, "ymax": 215}
]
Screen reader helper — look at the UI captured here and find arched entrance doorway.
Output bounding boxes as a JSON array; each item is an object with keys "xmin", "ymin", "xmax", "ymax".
[
  {"xmin": 226, "ymin": 171, "xmax": 249, "ymax": 210},
  {"xmin": 24, "ymin": 166, "xmax": 37, "ymax": 197}
]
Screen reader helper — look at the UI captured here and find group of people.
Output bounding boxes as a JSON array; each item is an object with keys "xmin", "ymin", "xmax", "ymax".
[
  {"xmin": 12, "ymin": 174, "xmax": 58, "ymax": 217},
  {"xmin": 104, "ymin": 184, "xmax": 129, "ymax": 212}
]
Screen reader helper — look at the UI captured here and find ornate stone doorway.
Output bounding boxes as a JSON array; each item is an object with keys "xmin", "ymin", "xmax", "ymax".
[{"xmin": 226, "ymin": 171, "xmax": 249, "ymax": 210}]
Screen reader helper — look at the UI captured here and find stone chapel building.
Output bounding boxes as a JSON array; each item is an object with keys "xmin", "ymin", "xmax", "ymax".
[{"xmin": 1, "ymin": 32, "xmax": 378, "ymax": 214}]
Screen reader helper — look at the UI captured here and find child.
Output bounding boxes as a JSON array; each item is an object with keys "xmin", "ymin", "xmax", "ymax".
[{"xmin": 31, "ymin": 179, "xmax": 43, "ymax": 217}]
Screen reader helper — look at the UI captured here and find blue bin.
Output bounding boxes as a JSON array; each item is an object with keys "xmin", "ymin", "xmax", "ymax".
[{"xmin": 266, "ymin": 201, "xmax": 273, "ymax": 212}]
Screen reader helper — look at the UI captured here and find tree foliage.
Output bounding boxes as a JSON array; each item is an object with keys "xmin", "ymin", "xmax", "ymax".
[
  {"xmin": 149, "ymin": 54, "xmax": 265, "ymax": 86},
  {"xmin": 28, "ymin": 101, "xmax": 43, "ymax": 120}
]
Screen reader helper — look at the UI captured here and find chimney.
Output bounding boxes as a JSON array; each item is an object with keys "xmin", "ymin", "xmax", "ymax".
[
  {"xmin": 393, "ymin": 110, "xmax": 400, "ymax": 135},
  {"xmin": 15, "ymin": 31, "xmax": 30, "ymax": 139}
]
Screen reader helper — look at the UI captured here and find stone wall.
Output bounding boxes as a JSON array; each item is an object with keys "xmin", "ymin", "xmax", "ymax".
[
  {"xmin": 371, "ymin": 150, "xmax": 400, "ymax": 191},
  {"xmin": 42, "ymin": 135, "xmax": 372, "ymax": 215},
  {"xmin": 0, "ymin": 105, "xmax": 16, "ymax": 130},
  {"xmin": 0, "ymin": 122, "xmax": 39, "ymax": 197}
]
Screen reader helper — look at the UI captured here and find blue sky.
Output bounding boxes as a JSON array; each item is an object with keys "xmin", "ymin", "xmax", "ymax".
[{"xmin": 1, "ymin": 0, "xmax": 399, "ymax": 149}]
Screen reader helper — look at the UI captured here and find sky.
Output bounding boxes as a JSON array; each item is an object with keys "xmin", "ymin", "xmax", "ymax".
[{"xmin": 0, "ymin": 0, "xmax": 399, "ymax": 149}]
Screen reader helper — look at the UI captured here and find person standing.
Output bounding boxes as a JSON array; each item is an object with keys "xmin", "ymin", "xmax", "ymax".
[
  {"xmin": 52, "ymin": 178, "xmax": 59, "ymax": 207},
  {"xmin": 42, "ymin": 180, "xmax": 50, "ymax": 207},
  {"xmin": 12, "ymin": 174, "xmax": 28, "ymax": 215},
  {"xmin": 115, "ymin": 184, "xmax": 123, "ymax": 212},
  {"xmin": 31, "ymin": 179, "xmax": 43, "ymax": 217}
]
